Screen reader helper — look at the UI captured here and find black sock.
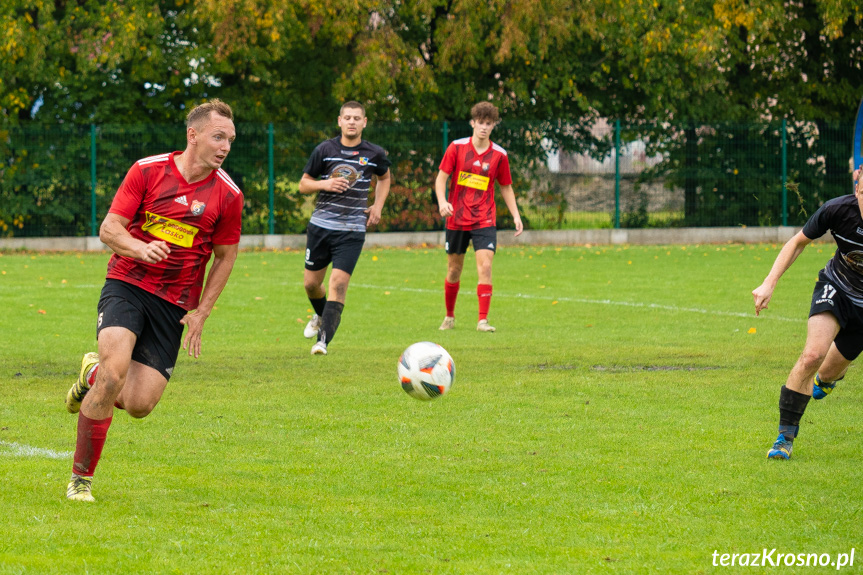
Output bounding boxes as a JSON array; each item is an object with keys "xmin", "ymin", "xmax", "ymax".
[
  {"xmin": 778, "ymin": 385, "xmax": 811, "ymax": 428},
  {"xmin": 309, "ymin": 296, "xmax": 327, "ymax": 317},
  {"xmin": 319, "ymin": 301, "xmax": 344, "ymax": 344}
]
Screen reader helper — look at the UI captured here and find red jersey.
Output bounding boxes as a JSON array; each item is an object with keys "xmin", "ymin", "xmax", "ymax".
[
  {"xmin": 105, "ymin": 152, "xmax": 243, "ymax": 310},
  {"xmin": 439, "ymin": 137, "xmax": 512, "ymax": 230}
]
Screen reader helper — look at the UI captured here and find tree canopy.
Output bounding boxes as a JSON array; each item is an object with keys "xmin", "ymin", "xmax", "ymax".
[
  {"xmin": 1, "ymin": 0, "xmax": 862, "ymax": 236},
  {"xmin": 2, "ymin": 0, "xmax": 860, "ymax": 127}
]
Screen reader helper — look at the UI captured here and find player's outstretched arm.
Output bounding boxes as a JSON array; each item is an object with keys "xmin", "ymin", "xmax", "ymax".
[
  {"xmin": 100, "ymin": 213, "xmax": 170, "ymax": 263},
  {"xmin": 499, "ymin": 184, "xmax": 523, "ymax": 237},
  {"xmin": 752, "ymin": 231, "xmax": 812, "ymax": 316},
  {"xmin": 181, "ymin": 243, "xmax": 239, "ymax": 358}
]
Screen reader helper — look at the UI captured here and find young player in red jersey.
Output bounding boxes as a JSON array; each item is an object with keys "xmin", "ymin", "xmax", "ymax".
[
  {"xmin": 64, "ymin": 99, "xmax": 244, "ymax": 502},
  {"xmin": 434, "ymin": 102, "xmax": 523, "ymax": 332}
]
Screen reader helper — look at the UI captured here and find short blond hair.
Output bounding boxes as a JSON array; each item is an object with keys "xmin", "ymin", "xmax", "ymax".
[{"xmin": 186, "ymin": 98, "xmax": 233, "ymax": 128}]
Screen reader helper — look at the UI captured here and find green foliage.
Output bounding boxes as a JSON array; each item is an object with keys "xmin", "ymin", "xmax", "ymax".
[
  {"xmin": 713, "ymin": 0, "xmax": 863, "ymax": 121},
  {"xmin": 374, "ymin": 180, "xmax": 440, "ymax": 233},
  {"xmin": 1, "ymin": 246, "xmax": 862, "ymax": 572},
  {"xmin": 1, "ymin": 0, "xmax": 862, "ymax": 234},
  {"xmin": 0, "ymin": 124, "xmax": 92, "ymax": 236},
  {"xmin": 638, "ymin": 121, "xmax": 851, "ymax": 227},
  {"xmin": 620, "ymin": 190, "xmax": 650, "ymax": 229}
]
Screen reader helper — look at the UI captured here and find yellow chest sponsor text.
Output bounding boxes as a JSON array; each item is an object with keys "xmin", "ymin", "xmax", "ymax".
[
  {"xmin": 457, "ymin": 171, "xmax": 490, "ymax": 191},
  {"xmin": 142, "ymin": 211, "xmax": 199, "ymax": 248}
]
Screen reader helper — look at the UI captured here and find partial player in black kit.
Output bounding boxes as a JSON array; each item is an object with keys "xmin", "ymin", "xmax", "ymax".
[{"xmin": 753, "ymin": 166, "xmax": 863, "ymax": 459}]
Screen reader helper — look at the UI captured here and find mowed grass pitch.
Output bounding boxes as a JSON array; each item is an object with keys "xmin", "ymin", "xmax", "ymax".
[{"xmin": 0, "ymin": 243, "xmax": 861, "ymax": 574}]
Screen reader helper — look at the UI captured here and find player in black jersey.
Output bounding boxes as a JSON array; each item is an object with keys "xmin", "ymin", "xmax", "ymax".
[
  {"xmin": 753, "ymin": 167, "xmax": 863, "ymax": 459},
  {"xmin": 298, "ymin": 101, "xmax": 392, "ymax": 355}
]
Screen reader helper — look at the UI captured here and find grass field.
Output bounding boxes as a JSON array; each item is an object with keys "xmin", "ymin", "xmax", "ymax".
[{"xmin": 1, "ymin": 243, "xmax": 861, "ymax": 574}]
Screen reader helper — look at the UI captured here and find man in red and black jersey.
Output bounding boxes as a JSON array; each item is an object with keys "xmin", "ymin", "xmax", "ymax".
[
  {"xmin": 434, "ymin": 102, "xmax": 523, "ymax": 332},
  {"xmin": 64, "ymin": 99, "xmax": 243, "ymax": 502},
  {"xmin": 753, "ymin": 166, "xmax": 863, "ymax": 460}
]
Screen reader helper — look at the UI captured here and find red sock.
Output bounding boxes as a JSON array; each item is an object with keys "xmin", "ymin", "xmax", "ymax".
[
  {"xmin": 445, "ymin": 280, "xmax": 460, "ymax": 317},
  {"xmin": 72, "ymin": 413, "xmax": 112, "ymax": 477},
  {"xmin": 477, "ymin": 283, "xmax": 492, "ymax": 321}
]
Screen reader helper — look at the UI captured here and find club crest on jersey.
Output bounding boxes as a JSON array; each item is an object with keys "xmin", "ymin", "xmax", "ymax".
[
  {"xmin": 843, "ymin": 250, "xmax": 863, "ymax": 273},
  {"xmin": 331, "ymin": 164, "xmax": 361, "ymax": 186},
  {"xmin": 191, "ymin": 200, "xmax": 206, "ymax": 216},
  {"xmin": 359, "ymin": 157, "xmax": 369, "ymax": 166},
  {"xmin": 482, "ymin": 162, "xmax": 490, "ymax": 172}
]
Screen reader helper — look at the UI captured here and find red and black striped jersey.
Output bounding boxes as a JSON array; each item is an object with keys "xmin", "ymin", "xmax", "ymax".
[
  {"xmin": 105, "ymin": 151, "xmax": 243, "ymax": 310},
  {"xmin": 439, "ymin": 137, "xmax": 512, "ymax": 230}
]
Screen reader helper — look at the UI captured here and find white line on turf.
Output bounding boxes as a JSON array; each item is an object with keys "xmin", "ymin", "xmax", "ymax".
[
  {"xmin": 350, "ymin": 283, "xmax": 804, "ymax": 323},
  {"xmin": 0, "ymin": 441, "xmax": 73, "ymax": 460}
]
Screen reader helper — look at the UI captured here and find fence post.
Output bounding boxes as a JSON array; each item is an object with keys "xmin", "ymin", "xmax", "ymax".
[
  {"xmin": 90, "ymin": 124, "xmax": 97, "ymax": 236},
  {"xmin": 614, "ymin": 119, "xmax": 621, "ymax": 229},
  {"xmin": 781, "ymin": 118, "xmax": 787, "ymax": 226},
  {"xmin": 442, "ymin": 121, "xmax": 449, "ymax": 157},
  {"xmin": 268, "ymin": 123, "xmax": 275, "ymax": 235}
]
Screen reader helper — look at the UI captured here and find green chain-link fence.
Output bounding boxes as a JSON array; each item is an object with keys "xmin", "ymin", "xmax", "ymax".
[{"xmin": 0, "ymin": 120, "xmax": 855, "ymax": 237}]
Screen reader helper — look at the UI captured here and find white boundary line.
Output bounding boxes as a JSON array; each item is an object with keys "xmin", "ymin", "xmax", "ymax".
[
  {"xmin": 351, "ymin": 283, "xmax": 804, "ymax": 323},
  {"xmin": 0, "ymin": 441, "xmax": 72, "ymax": 460}
]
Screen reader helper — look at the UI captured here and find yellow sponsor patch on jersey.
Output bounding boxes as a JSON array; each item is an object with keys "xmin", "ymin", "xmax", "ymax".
[
  {"xmin": 142, "ymin": 212, "xmax": 199, "ymax": 248},
  {"xmin": 457, "ymin": 171, "xmax": 490, "ymax": 191}
]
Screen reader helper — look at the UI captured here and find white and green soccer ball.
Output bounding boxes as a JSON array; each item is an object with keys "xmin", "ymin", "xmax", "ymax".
[{"xmin": 398, "ymin": 342, "xmax": 455, "ymax": 401}]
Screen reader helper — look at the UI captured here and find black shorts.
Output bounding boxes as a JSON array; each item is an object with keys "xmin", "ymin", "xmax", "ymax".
[
  {"xmin": 97, "ymin": 279, "xmax": 187, "ymax": 380},
  {"xmin": 445, "ymin": 226, "xmax": 497, "ymax": 255},
  {"xmin": 304, "ymin": 222, "xmax": 365, "ymax": 274},
  {"xmin": 809, "ymin": 270, "xmax": 863, "ymax": 360}
]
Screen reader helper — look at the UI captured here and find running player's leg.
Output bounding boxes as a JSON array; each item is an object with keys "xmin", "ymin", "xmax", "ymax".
[
  {"xmin": 69, "ymin": 280, "xmax": 184, "ymax": 500},
  {"xmin": 68, "ymin": 325, "xmax": 136, "ymax": 501},
  {"xmin": 116, "ymin": 362, "xmax": 169, "ymax": 418},
  {"xmin": 113, "ymin": 281, "xmax": 186, "ymax": 418},
  {"xmin": 812, "ymin": 342, "xmax": 851, "ymax": 399},
  {"xmin": 313, "ymin": 231, "xmax": 364, "ymax": 354},
  {"xmin": 303, "ymin": 267, "xmax": 328, "ymax": 338},
  {"xmin": 116, "ymin": 313, "xmax": 180, "ymax": 418},
  {"xmin": 303, "ymin": 224, "xmax": 331, "ymax": 338},
  {"xmin": 768, "ymin": 312, "xmax": 839, "ymax": 460}
]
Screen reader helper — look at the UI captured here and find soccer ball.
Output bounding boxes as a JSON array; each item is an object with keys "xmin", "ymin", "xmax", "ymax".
[{"xmin": 398, "ymin": 342, "xmax": 455, "ymax": 401}]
